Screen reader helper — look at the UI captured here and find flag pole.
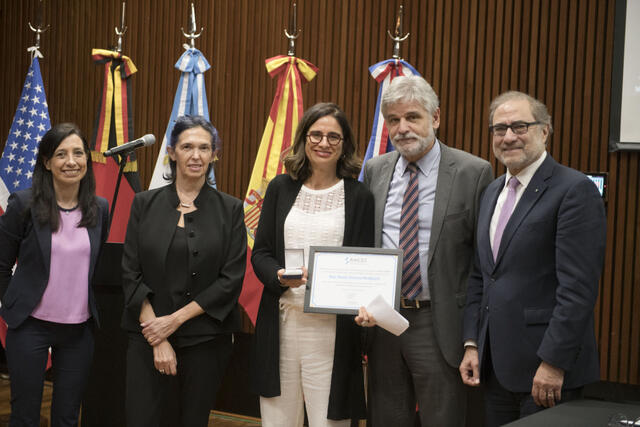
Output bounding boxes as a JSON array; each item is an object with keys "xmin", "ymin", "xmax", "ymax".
[
  {"xmin": 27, "ymin": 0, "xmax": 49, "ymax": 59},
  {"xmin": 181, "ymin": 2, "xmax": 204, "ymax": 49},
  {"xmin": 114, "ymin": 2, "xmax": 127, "ymax": 53},
  {"xmin": 284, "ymin": 2, "xmax": 299, "ymax": 56},
  {"xmin": 107, "ymin": 1, "xmax": 130, "ymax": 231},
  {"xmin": 387, "ymin": 5, "xmax": 409, "ymax": 60}
]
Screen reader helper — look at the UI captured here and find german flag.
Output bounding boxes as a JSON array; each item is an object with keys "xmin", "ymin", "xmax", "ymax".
[{"xmin": 90, "ymin": 49, "xmax": 142, "ymax": 243}]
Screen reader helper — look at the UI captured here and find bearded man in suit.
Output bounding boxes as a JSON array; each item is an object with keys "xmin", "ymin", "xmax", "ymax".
[{"xmin": 357, "ymin": 75, "xmax": 493, "ymax": 426}]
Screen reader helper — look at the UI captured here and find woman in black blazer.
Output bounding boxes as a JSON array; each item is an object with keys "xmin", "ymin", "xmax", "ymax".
[
  {"xmin": 250, "ymin": 103, "xmax": 374, "ymax": 426},
  {"xmin": 121, "ymin": 115, "xmax": 246, "ymax": 427},
  {"xmin": 0, "ymin": 123, "xmax": 109, "ymax": 427}
]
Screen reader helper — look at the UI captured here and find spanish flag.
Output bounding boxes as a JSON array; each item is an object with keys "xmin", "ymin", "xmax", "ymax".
[
  {"xmin": 90, "ymin": 49, "xmax": 142, "ymax": 243},
  {"xmin": 239, "ymin": 55, "xmax": 317, "ymax": 324}
]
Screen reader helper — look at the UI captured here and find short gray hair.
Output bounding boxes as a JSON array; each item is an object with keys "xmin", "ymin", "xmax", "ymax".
[
  {"xmin": 489, "ymin": 91, "xmax": 553, "ymax": 134},
  {"xmin": 381, "ymin": 75, "xmax": 440, "ymax": 117}
]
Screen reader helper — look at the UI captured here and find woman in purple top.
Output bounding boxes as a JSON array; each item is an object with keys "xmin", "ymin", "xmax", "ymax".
[{"xmin": 0, "ymin": 123, "xmax": 109, "ymax": 427}]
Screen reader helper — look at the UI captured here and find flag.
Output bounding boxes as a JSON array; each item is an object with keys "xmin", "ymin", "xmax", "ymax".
[
  {"xmin": 149, "ymin": 47, "xmax": 218, "ymax": 190},
  {"xmin": 238, "ymin": 55, "xmax": 318, "ymax": 324},
  {"xmin": 358, "ymin": 59, "xmax": 420, "ymax": 180},
  {"xmin": 0, "ymin": 54, "xmax": 51, "ymax": 365},
  {"xmin": 90, "ymin": 49, "xmax": 142, "ymax": 243},
  {"xmin": 0, "ymin": 57, "xmax": 51, "ymax": 211}
]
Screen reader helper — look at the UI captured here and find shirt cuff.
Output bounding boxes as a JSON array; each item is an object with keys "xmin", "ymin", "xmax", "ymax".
[{"xmin": 464, "ymin": 340, "xmax": 478, "ymax": 349}]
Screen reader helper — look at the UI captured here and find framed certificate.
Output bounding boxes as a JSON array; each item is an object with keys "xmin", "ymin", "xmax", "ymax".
[{"xmin": 304, "ymin": 246, "xmax": 403, "ymax": 315}]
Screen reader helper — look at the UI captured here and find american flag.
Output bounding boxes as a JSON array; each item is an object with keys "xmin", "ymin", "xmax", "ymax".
[{"xmin": 0, "ymin": 57, "xmax": 51, "ymax": 212}]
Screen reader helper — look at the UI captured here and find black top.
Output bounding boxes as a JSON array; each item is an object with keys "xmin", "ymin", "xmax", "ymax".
[
  {"xmin": 121, "ymin": 183, "xmax": 246, "ymax": 337},
  {"xmin": 162, "ymin": 226, "xmax": 213, "ymax": 347}
]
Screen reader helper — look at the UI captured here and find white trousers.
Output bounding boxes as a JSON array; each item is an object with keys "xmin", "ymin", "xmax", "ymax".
[{"xmin": 259, "ymin": 306, "xmax": 350, "ymax": 427}]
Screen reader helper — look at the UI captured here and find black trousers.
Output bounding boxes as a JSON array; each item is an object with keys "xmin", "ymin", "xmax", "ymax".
[
  {"xmin": 5, "ymin": 316, "xmax": 94, "ymax": 427},
  {"xmin": 125, "ymin": 334, "xmax": 233, "ymax": 427}
]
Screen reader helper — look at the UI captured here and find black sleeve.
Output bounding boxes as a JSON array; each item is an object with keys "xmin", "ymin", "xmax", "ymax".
[
  {"xmin": 193, "ymin": 198, "xmax": 247, "ymax": 321},
  {"xmin": 350, "ymin": 183, "xmax": 375, "ymax": 248},
  {"xmin": 121, "ymin": 194, "xmax": 153, "ymax": 323},
  {"xmin": 251, "ymin": 178, "xmax": 287, "ymax": 296},
  {"xmin": 0, "ymin": 193, "xmax": 25, "ymax": 299}
]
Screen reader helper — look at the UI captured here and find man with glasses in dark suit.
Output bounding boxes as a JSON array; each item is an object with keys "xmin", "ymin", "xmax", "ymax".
[{"xmin": 460, "ymin": 91, "xmax": 606, "ymax": 426}]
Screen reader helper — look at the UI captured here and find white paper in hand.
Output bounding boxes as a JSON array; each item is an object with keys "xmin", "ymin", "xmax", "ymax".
[{"xmin": 366, "ymin": 295, "xmax": 409, "ymax": 336}]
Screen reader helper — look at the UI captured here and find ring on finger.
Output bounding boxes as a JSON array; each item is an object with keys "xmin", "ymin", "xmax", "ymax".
[{"xmin": 160, "ymin": 369, "xmax": 165, "ymax": 374}]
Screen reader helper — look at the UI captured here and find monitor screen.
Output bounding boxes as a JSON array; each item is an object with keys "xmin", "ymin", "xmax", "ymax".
[{"xmin": 586, "ymin": 173, "xmax": 607, "ymax": 199}]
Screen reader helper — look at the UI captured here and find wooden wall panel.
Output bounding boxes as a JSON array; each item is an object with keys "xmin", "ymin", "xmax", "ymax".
[{"xmin": 0, "ymin": 0, "xmax": 638, "ymax": 385}]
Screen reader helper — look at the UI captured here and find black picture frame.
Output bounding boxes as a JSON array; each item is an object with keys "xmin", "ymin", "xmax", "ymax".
[{"xmin": 303, "ymin": 246, "xmax": 403, "ymax": 315}]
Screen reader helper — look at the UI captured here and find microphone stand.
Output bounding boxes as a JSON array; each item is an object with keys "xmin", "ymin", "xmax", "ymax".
[{"xmin": 107, "ymin": 149, "xmax": 134, "ymax": 234}]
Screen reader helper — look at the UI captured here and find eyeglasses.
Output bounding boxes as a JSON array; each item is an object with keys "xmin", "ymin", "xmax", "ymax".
[
  {"xmin": 489, "ymin": 121, "xmax": 541, "ymax": 137},
  {"xmin": 306, "ymin": 131, "xmax": 343, "ymax": 146}
]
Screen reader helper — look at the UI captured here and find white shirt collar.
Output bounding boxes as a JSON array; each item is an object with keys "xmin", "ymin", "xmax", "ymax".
[{"xmin": 505, "ymin": 150, "xmax": 547, "ymax": 189}]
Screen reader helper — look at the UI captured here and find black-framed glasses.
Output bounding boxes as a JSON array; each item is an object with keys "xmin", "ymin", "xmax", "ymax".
[
  {"xmin": 489, "ymin": 121, "xmax": 541, "ymax": 137},
  {"xmin": 306, "ymin": 131, "xmax": 343, "ymax": 146}
]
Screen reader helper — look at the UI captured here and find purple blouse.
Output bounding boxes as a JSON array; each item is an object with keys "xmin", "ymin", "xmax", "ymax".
[{"xmin": 31, "ymin": 208, "xmax": 91, "ymax": 323}]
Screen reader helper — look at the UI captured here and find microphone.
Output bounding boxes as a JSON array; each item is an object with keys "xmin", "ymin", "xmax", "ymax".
[{"xmin": 103, "ymin": 134, "xmax": 156, "ymax": 157}]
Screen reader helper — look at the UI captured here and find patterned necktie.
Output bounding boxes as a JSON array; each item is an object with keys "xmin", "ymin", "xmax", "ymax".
[
  {"xmin": 492, "ymin": 176, "xmax": 520, "ymax": 261},
  {"xmin": 400, "ymin": 163, "xmax": 422, "ymax": 299}
]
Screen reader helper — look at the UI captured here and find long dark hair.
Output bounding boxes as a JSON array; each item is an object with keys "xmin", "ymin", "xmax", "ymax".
[
  {"xmin": 284, "ymin": 102, "xmax": 361, "ymax": 182},
  {"xmin": 31, "ymin": 123, "xmax": 98, "ymax": 231}
]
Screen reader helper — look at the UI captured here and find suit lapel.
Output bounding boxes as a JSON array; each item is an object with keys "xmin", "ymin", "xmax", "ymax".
[
  {"xmin": 427, "ymin": 143, "xmax": 455, "ymax": 267},
  {"xmin": 372, "ymin": 151, "xmax": 399, "ymax": 247},
  {"xmin": 34, "ymin": 219, "xmax": 52, "ymax": 277},
  {"xmin": 480, "ymin": 177, "xmax": 503, "ymax": 270},
  {"xmin": 155, "ymin": 189, "xmax": 182, "ymax": 275},
  {"xmin": 87, "ymin": 217, "xmax": 102, "ymax": 279},
  {"xmin": 494, "ymin": 155, "xmax": 554, "ymax": 266}
]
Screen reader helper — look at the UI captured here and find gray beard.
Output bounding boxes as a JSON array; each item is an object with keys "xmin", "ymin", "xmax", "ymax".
[{"xmin": 391, "ymin": 130, "xmax": 435, "ymax": 159}]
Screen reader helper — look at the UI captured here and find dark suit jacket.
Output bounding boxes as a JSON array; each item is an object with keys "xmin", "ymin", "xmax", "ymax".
[
  {"xmin": 121, "ymin": 183, "xmax": 246, "ymax": 336},
  {"xmin": 250, "ymin": 174, "xmax": 374, "ymax": 421},
  {"xmin": 363, "ymin": 142, "xmax": 493, "ymax": 368},
  {"xmin": 0, "ymin": 189, "xmax": 109, "ymax": 328},
  {"xmin": 463, "ymin": 154, "xmax": 606, "ymax": 392}
]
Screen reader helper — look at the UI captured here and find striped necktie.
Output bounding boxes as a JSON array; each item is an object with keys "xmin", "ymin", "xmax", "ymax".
[{"xmin": 400, "ymin": 163, "xmax": 422, "ymax": 299}]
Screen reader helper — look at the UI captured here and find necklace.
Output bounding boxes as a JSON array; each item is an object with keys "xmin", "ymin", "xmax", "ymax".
[
  {"xmin": 177, "ymin": 188, "xmax": 197, "ymax": 209},
  {"xmin": 58, "ymin": 205, "xmax": 78, "ymax": 215}
]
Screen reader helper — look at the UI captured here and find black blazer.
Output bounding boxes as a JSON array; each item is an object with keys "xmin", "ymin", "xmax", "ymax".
[
  {"xmin": 0, "ymin": 189, "xmax": 109, "ymax": 328},
  {"xmin": 250, "ymin": 174, "xmax": 374, "ymax": 421},
  {"xmin": 463, "ymin": 154, "xmax": 607, "ymax": 392},
  {"xmin": 121, "ymin": 183, "xmax": 246, "ymax": 336}
]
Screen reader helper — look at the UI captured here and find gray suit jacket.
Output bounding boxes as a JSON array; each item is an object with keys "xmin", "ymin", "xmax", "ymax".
[{"xmin": 362, "ymin": 141, "xmax": 493, "ymax": 367}]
